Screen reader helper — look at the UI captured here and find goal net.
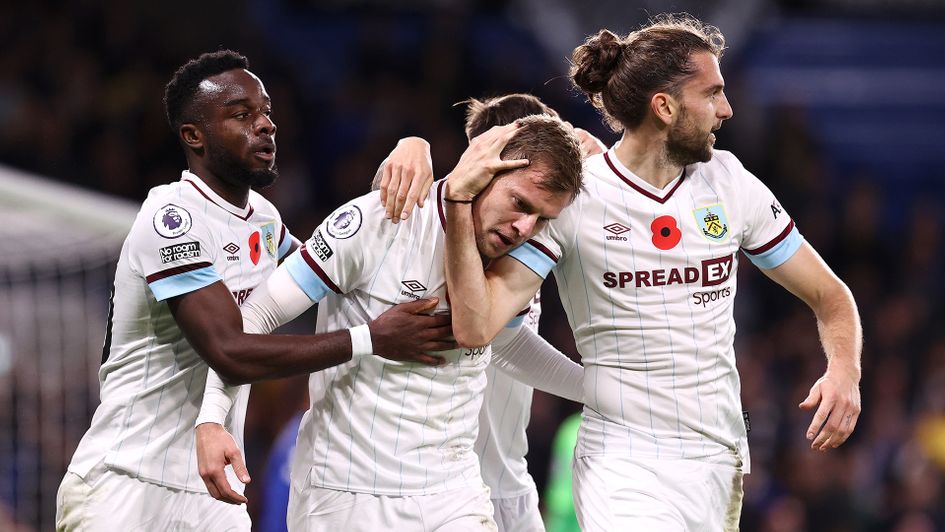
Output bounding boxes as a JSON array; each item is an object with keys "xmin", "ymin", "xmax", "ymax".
[{"xmin": 0, "ymin": 164, "xmax": 137, "ymax": 530}]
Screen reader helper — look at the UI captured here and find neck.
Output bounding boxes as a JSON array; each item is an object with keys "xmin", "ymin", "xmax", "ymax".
[
  {"xmin": 188, "ymin": 162, "xmax": 250, "ymax": 209},
  {"xmin": 614, "ymin": 130, "xmax": 684, "ymax": 190}
]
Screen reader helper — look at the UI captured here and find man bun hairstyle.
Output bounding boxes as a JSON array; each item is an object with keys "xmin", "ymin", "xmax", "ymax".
[
  {"xmin": 164, "ymin": 49, "xmax": 250, "ymax": 130},
  {"xmin": 501, "ymin": 115, "xmax": 583, "ymax": 201},
  {"xmin": 570, "ymin": 13, "xmax": 725, "ymax": 132},
  {"xmin": 570, "ymin": 29, "xmax": 624, "ymax": 96},
  {"xmin": 463, "ymin": 93, "xmax": 558, "ymax": 140}
]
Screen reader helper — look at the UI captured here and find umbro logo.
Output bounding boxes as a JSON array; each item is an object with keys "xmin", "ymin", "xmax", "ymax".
[
  {"xmin": 223, "ymin": 242, "xmax": 240, "ymax": 262},
  {"xmin": 604, "ymin": 222, "xmax": 630, "ymax": 241},
  {"xmin": 401, "ymin": 280, "xmax": 426, "ymax": 292},
  {"xmin": 400, "ymin": 280, "xmax": 426, "ymax": 301}
]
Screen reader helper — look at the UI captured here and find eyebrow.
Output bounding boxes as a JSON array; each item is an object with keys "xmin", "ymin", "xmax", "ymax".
[
  {"xmin": 222, "ymin": 96, "xmax": 271, "ymax": 107},
  {"xmin": 705, "ymin": 83, "xmax": 725, "ymax": 94}
]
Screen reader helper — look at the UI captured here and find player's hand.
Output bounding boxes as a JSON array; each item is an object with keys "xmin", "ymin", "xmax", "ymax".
[
  {"xmin": 445, "ymin": 123, "xmax": 529, "ymax": 201},
  {"xmin": 573, "ymin": 127, "xmax": 607, "ymax": 158},
  {"xmin": 375, "ymin": 137, "xmax": 435, "ymax": 224},
  {"xmin": 798, "ymin": 365, "xmax": 861, "ymax": 451},
  {"xmin": 369, "ymin": 297, "xmax": 456, "ymax": 365},
  {"xmin": 196, "ymin": 422, "xmax": 251, "ymax": 504}
]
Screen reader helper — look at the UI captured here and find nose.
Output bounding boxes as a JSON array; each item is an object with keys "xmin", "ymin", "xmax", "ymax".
[
  {"xmin": 718, "ymin": 92, "xmax": 733, "ymax": 121},
  {"xmin": 511, "ymin": 213, "xmax": 540, "ymax": 238},
  {"xmin": 255, "ymin": 113, "xmax": 277, "ymax": 136}
]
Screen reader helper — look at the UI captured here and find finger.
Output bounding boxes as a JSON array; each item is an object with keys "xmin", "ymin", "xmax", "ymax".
[
  {"xmin": 412, "ymin": 354, "xmax": 447, "ymax": 366},
  {"xmin": 491, "ymin": 123, "xmax": 521, "ymax": 148},
  {"xmin": 417, "ymin": 174, "xmax": 433, "ymax": 207},
  {"xmin": 219, "ymin": 480, "xmax": 249, "ymax": 505},
  {"xmin": 229, "ymin": 450, "xmax": 251, "ymax": 484},
  {"xmin": 813, "ymin": 405, "xmax": 844, "ymax": 450},
  {"xmin": 211, "ymin": 470, "xmax": 246, "ymax": 504},
  {"xmin": 816, "ymin": 409, "xmax": 849, "ymax": 451},
  {"xmin": 379, "ymin": 162, "xmax": 392, "ymax": 208},
  {"xmin": 399, "ymin": 170, "xmax": 428, "ymax": 220},
  {"xmin": 204, "ymin": 475, "xmax": 222, "ymax": 500},
  {"xmin": 394, "ymin": 168, "xmax": 415, "ymax": 220},
  {"xmin": 422, "ymin": 340, "xmax": 459, "ymax": 351},
  {"xmin": 421, "ymin": 324, "xmax": 454, "ymax": 339},
  {"xmin": 419, "ymin": 313, "xmax": 452, "ymax": 327},
  {"xmin": 835, "ymin": 409, "xmax": 860, "ymax": 447},
  {"xmin": 827, "ymin": 406, "xmax": 859, "ymax": 449},
  {"xmin": 386, "ymin": 166, "xmax": 403, "ymax": 221},
  {"xmin": 494, "ymin": 159, "xmax": 530, "ymax": 173},
  {"xmin": 807, "ymin": 398, "xmax": 834, "ymax": 445},
  {"xmin": 798, "ymin": 383, "xmax": 821, "ymax": 410},
  {"xmin": 395, "ymin": 297, "xmax": 440, "ymax": 313}
]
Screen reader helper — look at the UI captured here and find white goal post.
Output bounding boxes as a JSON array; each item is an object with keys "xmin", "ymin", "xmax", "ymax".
[{"xmin": 0, "ymin": 164, "xmax": 136, "ymax": 530}]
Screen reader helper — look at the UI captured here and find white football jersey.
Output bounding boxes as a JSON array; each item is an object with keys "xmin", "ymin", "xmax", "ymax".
[
  {"xmin": 509, "ymin": 148, "xmax": 803, "ymax": 473},
  {"xmin": 67, "ymin": 171, "xmax": 293, "ymax": 491},
  {"xmin": 475, "ymin": 295, "xmax": 542, "ymax": 499},
  {"xmin": 284, "ymin": 181, "xmax": 493, "ymax": 496}
]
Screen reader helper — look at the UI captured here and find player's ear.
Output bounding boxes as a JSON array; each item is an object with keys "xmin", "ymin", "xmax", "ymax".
[
  {"xmin": 180, "ymin": 123, "xmax": 203, "ymax": 150},
  {"xmin": 650, "ymin": 92, "xmax": 678, "ymax": 126}
]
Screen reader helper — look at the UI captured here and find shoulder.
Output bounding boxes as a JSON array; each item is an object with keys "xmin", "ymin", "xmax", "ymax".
[
  {"xmin": 582, "ymin": 152, "xmax": 610, "ymax": 179},
  {"xmin": 699, "ymin": 150, "xmax": 747, "ymax": 180},
  {"xmin": 248, "ymin": 189, "xmax": 281, "ymax": 218}
]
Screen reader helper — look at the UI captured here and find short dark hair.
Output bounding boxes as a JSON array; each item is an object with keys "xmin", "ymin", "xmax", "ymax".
[
  {"xmin": 164, "ymin": 50, "xmax": 250, "ymax": 130},
  {"xmin": 570, "ymin": 13, "xmax": 725, "ymax": 132},
  {"xmin": 501, "ymin": 115, "xmax": 583, "ymax": 201},
  {"xmin": 463, "ymin": 94, "xmax": 558, "ymax": 140}
]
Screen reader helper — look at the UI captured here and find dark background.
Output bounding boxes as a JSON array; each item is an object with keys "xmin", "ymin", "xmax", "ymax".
[{"xmin": 2, "ymin": 1, "xmax": 944, "ymax": 530}]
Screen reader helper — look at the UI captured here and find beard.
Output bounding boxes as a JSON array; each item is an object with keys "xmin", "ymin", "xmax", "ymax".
[
  {"xmin": 205, "ymin": 141, "xmax": 278, "ymax": 189},
  {"xmin": 665, "ymin": 108, "xmax": 714, "ymax": 166}
]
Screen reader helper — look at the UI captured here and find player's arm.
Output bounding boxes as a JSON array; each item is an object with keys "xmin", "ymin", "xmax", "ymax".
[
  {"xmin": 760, "ymin": 242, "xmax": 862, "ymax": 451},
  {"xmin": 572, "ymin": 126, "xmax": 607, "ymax": 158},
  {"xmin": 372, "ymin": 136, "xmax": 435, "ymax": 222},
  {"xmin": 490, "ymin": 322, "xmax": 583, "ymax": 403},
  {"xmin": 443, "ymin": 123, "xmax": 540, "ymax": 346},
  {"xmin": 190, "ymin": 266, "xmax": 452, "ymax": 503},
  {"xmin": 170, "ymin": 274, "xmax": 450, "ymax": 385}
]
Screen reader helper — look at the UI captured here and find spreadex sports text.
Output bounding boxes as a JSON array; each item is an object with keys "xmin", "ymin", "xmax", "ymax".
[{"xmin": 602, "ymin": 253, "xmax": 735, "ymax": 307}]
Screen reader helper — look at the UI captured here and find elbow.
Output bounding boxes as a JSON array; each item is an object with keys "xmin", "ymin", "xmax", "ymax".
[
  {"xmin": 201, "ymin": 341, "xmax": 257, "ymax": 386},
  {"xmin": 214, "ymin": 366, "xmax": 253, "ymax": 386},
  {"xmin": 452, "ymin": 327, "xmax": 493, "ymax": 349}
]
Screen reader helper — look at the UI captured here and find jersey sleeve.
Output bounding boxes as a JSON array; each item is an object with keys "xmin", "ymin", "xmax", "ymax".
[
  {"xmin": 728, "ymin": 154, "xmax": 804, "ymax": 269},
  {"xmin": 281, "ymin": 193, "xmax": 387, "ymax": 302},
  {"xmin": 277, "ymin": 223, "xmax": 295, "ymax": 260},
  {"xmin": 129, "ymin": 201, "xmax": 220, "ymax": 301},
  {"xmin": 507, "ymin": 200, "xmax": 580, "ymax": 279}
]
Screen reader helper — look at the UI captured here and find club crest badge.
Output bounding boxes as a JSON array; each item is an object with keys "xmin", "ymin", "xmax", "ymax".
[
  {"xmin": 325, "ymin": 205, "xmax": 362, "ymax": 239},
  {"xmin": 260, "ymin": 222, "xmax": 277, "ymax": 259},
  {"xmin": 693, "ymin": 204, "xmax": 730, "ymax": 243},
  {"xmin": 153, "ymin": 204, "xmax": 193, "ymax": 239}
]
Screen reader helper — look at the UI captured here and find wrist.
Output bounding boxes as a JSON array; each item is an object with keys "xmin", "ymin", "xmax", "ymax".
[
  {"xmin": 444, "ymin": 180, "xmax": 476, "ymax": 203},
  {"xmin": 397, "ymin": 136, "xmax": 430, "ymax": 149},
  {"xmin": 349, "ymin": 324, "xmax": 374, "ymax": 358},
  {"xmin": 826, "ymin": 359, "xmax": 861, "ymax": 380}
]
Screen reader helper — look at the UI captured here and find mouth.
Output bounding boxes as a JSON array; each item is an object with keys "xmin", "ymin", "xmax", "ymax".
[
  {"xmin": 253, "ymin": 142, "xmax": 276, "ymax": 162},
  {"xmin": 494, "ymin": 231, "xmax": 516, "ymax": 248}
]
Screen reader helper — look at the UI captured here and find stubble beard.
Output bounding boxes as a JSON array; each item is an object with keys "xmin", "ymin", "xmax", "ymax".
[
  {"xmin": 205, "ymin": 141, "xmax": 279, "ymax": 190},
  {"xmin": 665, "ymin": 109, "xmax": 714, "ymax": 167}
]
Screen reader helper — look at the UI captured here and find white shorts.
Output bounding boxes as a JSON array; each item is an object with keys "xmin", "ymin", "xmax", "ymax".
[
  {"xmin": 287, "ymin": 483, "xmax": 497, "ymax": 532},
  {"xmin": 572, "ymin": 455, "xmax": 743, "ymax": 532},
  {"xmin": 55, "ymin": 464, "xmax": 250, "ymax": 531},
  {"xmin": 492, "ymin": 490, "xmax": 544, "ymax": 532}
]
